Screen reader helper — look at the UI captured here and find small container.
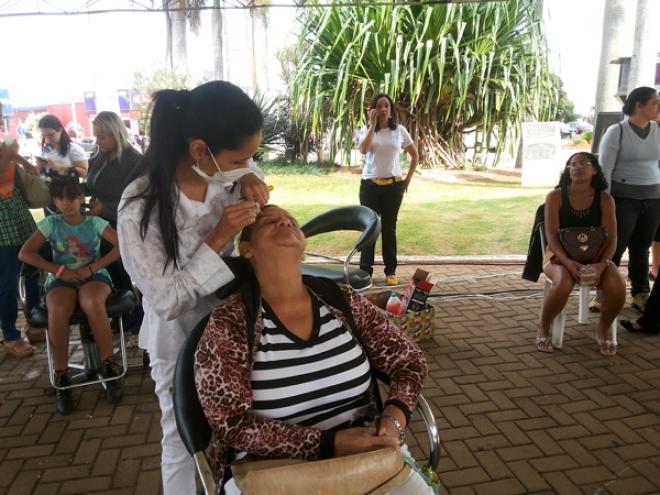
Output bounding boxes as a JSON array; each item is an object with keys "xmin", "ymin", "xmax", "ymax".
[
  {"xmin": 385, "ymin": 292, "xmax": 402, "ymax": 315},
  {"xmin": 578, "ymin": 265, "xmax": 598, "ymax": 286}
]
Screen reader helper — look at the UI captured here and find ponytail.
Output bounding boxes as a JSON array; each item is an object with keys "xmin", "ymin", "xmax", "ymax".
[{"xmin": 126, "ymin": 81, "xmax": 263, "ymax": 271}]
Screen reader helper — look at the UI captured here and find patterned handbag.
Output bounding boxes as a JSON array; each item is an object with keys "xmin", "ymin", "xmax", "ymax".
[{"xmin": 559, "ymin": 226, "xmax": 608, "ymax": 264}]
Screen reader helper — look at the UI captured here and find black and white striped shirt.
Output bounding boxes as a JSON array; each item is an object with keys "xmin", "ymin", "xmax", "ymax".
[{"xmin": 251, "ymin": 296, "xmax": 373, "ymax": 430}]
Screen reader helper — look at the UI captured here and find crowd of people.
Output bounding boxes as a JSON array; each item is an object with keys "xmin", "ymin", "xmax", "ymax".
[{"xmin": 0, "ymin": 82, "xmax": 658, "ymax": 493}]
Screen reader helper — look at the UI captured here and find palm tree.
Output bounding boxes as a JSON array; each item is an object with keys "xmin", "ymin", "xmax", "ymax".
[
  {"xmin": 289, "ymin": 0, "xmax": 558, "ymax": 167},
  {"xmin": 211, "ymin": 0, "xmax": 225, "ymax": 80},
  {"xmin": 164, "ymin": 0, "xmax": 204, "ymax": 73},
  {"xmin": 594, "ymin": 0, "xmax": 629, "ymax": 116},
  {"xmin": 248, "ymin": 0, "xmax": 271, "ymax": 93}
]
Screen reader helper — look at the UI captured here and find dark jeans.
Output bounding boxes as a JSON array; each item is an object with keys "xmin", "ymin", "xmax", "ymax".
[
  {"xmin": 100, "ymin": 232, "xmax": 144, "ymax": 335},
  {"xmin": 612, "ymin": 197, "xmax": 660, "ymax": 296},
  {"xmin": 638, "ymin": 279, "xmax": 659, "ymax": 333},
  {"xmin": 0, "ymin": 245, "xmax": 40, "ymax": 341},
  {"xmin": 359, "ymin": 179, "xmax": 405, "ymax": 276}
]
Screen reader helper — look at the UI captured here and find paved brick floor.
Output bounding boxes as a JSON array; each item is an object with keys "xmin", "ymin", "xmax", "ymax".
[{"xmin": 1, "ymin": 262, "xmax": 659, "ymax": 494}]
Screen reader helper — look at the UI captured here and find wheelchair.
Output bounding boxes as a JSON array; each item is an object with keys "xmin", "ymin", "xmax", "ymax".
[{"xmin": 18, "ymin": 242, "xmax": 136, "ymax": 402}]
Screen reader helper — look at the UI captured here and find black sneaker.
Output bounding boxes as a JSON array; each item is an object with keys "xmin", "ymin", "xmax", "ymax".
[
  {"xmin": 101, "ymin": 356, "xmax": 124, "ymax": 404},
  {"xmin": 53, "ymin": 370, "xmax": 74, "ymax": 416}
]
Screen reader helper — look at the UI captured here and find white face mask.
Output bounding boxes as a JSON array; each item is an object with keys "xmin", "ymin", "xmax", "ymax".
[{"xmin": 192, "ymin": 147, "xmax": 254, "ymax": 187}]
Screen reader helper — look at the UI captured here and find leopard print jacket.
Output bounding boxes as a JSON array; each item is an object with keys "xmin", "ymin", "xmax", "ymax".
[{"xmin": 194, "ymin": 284, "xmax": 428, "ymax": 491}]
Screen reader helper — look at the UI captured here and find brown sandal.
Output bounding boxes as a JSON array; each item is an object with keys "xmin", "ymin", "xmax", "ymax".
[{"xmin": 2, "ymin": 339, "xmax": 35, "ymax": 358}]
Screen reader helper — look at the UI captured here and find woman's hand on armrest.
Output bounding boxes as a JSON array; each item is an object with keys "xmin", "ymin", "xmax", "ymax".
[{"xmin": 333, "ymin": 427, "xmax": 399, "ymax": 457}]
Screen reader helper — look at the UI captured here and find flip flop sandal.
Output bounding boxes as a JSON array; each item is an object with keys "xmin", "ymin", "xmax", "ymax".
[
  {"xmin": 535, "ymin": 331, "xmax": 554, "ymax": 353},
  {"xmin": 595, "ymin": 330, "xmax": 617, "ymax": 356},
  {"xmin": 599, "ymin": 340, "xmax": 617, "ymax": 357}
]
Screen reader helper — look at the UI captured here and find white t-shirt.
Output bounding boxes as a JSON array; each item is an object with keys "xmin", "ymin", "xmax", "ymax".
[
  {"xmin": 358, "ymin": 124, "xmax": 413, "ymax": 179},
  {"xmin": 42, "ymin": 142, "xmax": 87, "ymax": 168}
]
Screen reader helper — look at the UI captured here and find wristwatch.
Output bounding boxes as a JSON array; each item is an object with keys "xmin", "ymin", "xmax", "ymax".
[{"xmin": 380, "ymin": 415, "xmax": 405, "ymax": 445}]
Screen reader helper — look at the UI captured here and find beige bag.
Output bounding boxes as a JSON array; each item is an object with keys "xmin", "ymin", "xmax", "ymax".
[
  {"xmin": 231, "ymin": 447, "xmax": 411, "ymax": 495},
  {"xmin": 14, "ymin": 165, "xmax": 51, "ymax": 208}
]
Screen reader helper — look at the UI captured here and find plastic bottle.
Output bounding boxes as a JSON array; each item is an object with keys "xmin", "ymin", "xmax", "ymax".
[{"xmin": 385, "ymin": 292, "xmax": 402, "ymax": 316}]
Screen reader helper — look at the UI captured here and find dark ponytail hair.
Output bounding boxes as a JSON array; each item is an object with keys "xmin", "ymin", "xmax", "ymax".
[
  {"xmin": 622, "ymin": 86, "xmax": 658, "ymax": 116},
  {"xmin": 38, "ymin": 114, "xmax": 72, "ymax": 158},
  {"xmin": 129, "ymin": 80, "xmax": 263, "ymax": 270},
  {"xmin": 558, "ymin": 152, "xmax": 608, "ymax": 191},
  {"xmin": 49, "ymin": 169, "xmax": 83, "ymax": 199},
  {"xmin": 369, "ymin": 93, "xmax": 397, "ymax": 131}
]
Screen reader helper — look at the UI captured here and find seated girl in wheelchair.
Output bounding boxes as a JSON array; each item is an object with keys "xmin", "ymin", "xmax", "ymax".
[{"xmin": 19, "ymin": 171, "xmax": 123, "ymax": 415}]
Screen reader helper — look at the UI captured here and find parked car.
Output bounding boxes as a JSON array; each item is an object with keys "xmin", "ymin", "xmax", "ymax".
[
  {"xmin": 79, "ymin": 137, "xmax": 97, "ymax": 154},
  {"xmin": 560, "ymin": 122, "xmax": 577, "ymax": 139},
  {"xmin": 567, "ymin": 120, "xmax": 593, "ymax": 134}
]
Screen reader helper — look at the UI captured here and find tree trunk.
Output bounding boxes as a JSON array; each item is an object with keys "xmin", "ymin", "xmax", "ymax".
[
  {"xmin": 250, "ymin": 3, "xmax": 269, "ymax": 93},
  {"xmin": 211, "ymin": 1, "xmax": 225, "ymax": 80},
  {"xmin": 171, "ymin": 1, "xmax": 188, "ymax": 74},
  {"xmin": 594, "ymin": 0, "xmax": 630, "ymax": 115},
  {"xmin": 629, "ymin": 0, "xmax": 659, "ymax": 89}
]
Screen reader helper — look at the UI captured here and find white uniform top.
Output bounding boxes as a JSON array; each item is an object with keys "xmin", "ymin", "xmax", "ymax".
[
  {"xmin": 358, "ymin": 124, "xmax": 413, "ymax": 179},
  {"xmin": 117, "ymin": 164, "xmax": 264, "ymax": 361},
  {"xmin": 42, "ymin": 142, "xmax": 87, "ymax": 168}
]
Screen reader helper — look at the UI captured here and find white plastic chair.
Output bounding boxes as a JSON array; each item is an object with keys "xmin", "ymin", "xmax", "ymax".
[{"xmin": 538, "ymin": 223, "xmax": 617, "ymax": 349}]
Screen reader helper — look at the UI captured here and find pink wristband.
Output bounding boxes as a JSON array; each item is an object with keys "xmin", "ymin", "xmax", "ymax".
[{"xmin": 56, "ymin": 265, "xmax": 66, "ymax": 278}]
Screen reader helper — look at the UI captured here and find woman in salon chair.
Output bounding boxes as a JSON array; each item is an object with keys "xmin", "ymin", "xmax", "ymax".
[{"xmin": 194, "ymin": 205, "xmax": 432, "ymax": 494}]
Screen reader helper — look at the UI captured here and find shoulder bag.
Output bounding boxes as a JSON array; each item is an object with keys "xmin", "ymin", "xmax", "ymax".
[
  {"xmin": 14, "ymin": 165, "xmax": 51, "ymax": 208},
  {"xmin": 559, "ymin": 226, "xmax": 608, "ymax": 264}
]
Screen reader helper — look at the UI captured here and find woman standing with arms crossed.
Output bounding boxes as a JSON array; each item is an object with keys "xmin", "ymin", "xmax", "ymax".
[
  {"xmin": 117, "ymin": 81, "xmax": 269, "ymax": 493},
  {"xmin": 358, "ymin": 94, "xmax": 418, "ymax": 286},
  {"xmin": 598, "ymin": 87, "xmax": 660, "ymax": 312}
]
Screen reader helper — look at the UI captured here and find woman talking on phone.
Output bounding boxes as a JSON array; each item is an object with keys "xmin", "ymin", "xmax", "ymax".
[{"xmin": 358, "ymin": 93, "xmax": 418, "ymax": 286}]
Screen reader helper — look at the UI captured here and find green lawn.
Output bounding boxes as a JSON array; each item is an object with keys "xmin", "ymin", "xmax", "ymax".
[
  {"xmin": 266, "ymin": 171, "xmax": 547, "ymax": 256},
  {"xmin": 32, "ymin": 171, "xmax": 547, "ymax": 256}
]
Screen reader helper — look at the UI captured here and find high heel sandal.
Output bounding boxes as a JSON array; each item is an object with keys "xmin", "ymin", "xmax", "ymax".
[
  {"xmin": 595, "ymin": 329, "xmax": 617, "ymax": 357},
  {"xmin": 535, "ymin": 328, "xmax": 553, "ymax": 353}
]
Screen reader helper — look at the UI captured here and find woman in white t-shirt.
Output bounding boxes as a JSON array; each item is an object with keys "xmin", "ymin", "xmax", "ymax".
[
  {"xmin": 38, "ymin": 114, "xmax": 88, "ymax": 178},
  {"xmin": 358, "ymin": 94, "xmax": 418, "ymax": 286}
]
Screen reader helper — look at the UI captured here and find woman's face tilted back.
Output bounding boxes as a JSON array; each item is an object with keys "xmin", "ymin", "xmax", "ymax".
[{"xmin": 240, "ymin": 206, "xmax": 306, "ymax": 267}]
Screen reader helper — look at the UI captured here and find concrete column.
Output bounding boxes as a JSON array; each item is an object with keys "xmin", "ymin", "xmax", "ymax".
[
  {"xmin": 628, "ymin": 0, "xmax": 660, "ymax": 89},
  {"xmin": 594, "ymin": 0, "xmax": 632, "ymax": 115}
]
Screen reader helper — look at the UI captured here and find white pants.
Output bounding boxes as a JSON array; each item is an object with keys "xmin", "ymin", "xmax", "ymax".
[{"xmin": 151, "ymin": 357, "xmax": 197, "ymax": 495}]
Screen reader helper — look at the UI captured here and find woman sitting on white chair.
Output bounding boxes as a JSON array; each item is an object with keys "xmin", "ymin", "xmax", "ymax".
[
  {"xmin": 194, "ymin": 205, "xmax": 433, "ymax": 494},
  {"xmin": 538, "ymin": 152, "xmax": 625, "ymax": 356}
]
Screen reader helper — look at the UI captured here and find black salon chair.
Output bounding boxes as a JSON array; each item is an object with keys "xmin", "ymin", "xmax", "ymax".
[
  {"xmin": 301, "ymin": 205, "xmax": 380, "ymax": 291},
  {"xmin": 19, "ymin": 243, "xmax": 135, "ymax": 398},
  {"xmin": 174, "ymin": 314, "xmax": 440, "ymax": 495}
]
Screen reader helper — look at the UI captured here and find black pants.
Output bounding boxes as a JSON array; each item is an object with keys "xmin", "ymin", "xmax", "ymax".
[
  {"xmin": 638, "ymin": 279, "xmax": 659, "ymax": 333},
  {"xmin": 359, "ymin": 179, "xmax": 405, "ymax": 276},
  {"xmin": 611, "ymin": 197, "xmax": 660, "ymax": 296},
  {"xmin": 100, "ymin": 223, "xmax": 144, "ymax": 334}
]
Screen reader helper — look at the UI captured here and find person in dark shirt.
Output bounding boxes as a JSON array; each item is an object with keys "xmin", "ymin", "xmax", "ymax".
[{"xmin": 86, "ymin": 111, "xmax": 144, "ymax": 337}]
